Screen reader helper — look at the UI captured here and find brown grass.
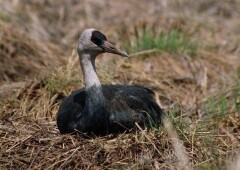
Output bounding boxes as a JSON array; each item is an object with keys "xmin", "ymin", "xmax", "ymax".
[{"xmin": 1, "ymin": 0, "xmax": 240, "ymax": 169}]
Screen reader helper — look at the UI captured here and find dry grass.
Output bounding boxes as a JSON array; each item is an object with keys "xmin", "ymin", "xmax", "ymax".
[
  {"xmin": 0, "ymin": 19, "xmax": 63, "ymax": 83},
  {"xmin": 1, "ymin": 0, "xmax": 240, "ymax": 169}
]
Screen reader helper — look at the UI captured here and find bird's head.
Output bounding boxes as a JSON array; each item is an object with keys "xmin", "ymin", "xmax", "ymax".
[{"xmin": 77, "ymin": 28, "xmax": 128, "ymax": 58}]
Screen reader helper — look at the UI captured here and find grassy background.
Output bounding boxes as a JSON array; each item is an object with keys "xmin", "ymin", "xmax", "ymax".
[{"xmin": 0, "ymin": 0, "xmax": 240, "ymax": 169}]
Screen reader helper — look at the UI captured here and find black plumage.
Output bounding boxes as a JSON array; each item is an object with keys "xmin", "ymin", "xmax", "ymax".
[
  {"xmin": 56, "ymin": 28, "xmax": 163, "ymax": 136},
  {"xmin": 57, "ymin": 85, "xmax": 163, "ymax": 135},
  {"xmin": 91, "ymin": 31, "xmax": 107, "ymax": 46}
]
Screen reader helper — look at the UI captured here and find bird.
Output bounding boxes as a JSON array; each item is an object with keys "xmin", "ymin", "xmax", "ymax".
[{"xmin": 57, "ymin": 28, "xmax": 163, "ymax": 136}]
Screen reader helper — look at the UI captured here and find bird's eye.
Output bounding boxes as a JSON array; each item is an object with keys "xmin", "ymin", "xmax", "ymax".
[
  {"xmin": 91, "ymin": 37, "xmax": 102, "ymax": 46},
  {"xmin": 91, "ymin": 31, "xmax": 107, "ymax": 46}
]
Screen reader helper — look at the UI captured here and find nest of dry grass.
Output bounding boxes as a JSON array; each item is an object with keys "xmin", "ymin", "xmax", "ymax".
[
  {"xmin": 1, "ymin": 51, "xmax": 239, "ymax": 169},
  {"xmin": 1, "ymin": 0, "xmax": 240, "ymax": 169}
]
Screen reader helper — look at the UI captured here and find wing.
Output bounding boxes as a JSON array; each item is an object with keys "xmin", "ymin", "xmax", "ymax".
[
  {"xmin": 102, "ymin": 85, "xmax": 163, "ymax": 132},
  {"xmin": 57, "ymin": 85, "xmax": 163, "ymax": 134}
]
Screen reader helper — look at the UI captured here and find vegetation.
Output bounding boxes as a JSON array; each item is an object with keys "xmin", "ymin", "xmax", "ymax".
[
  {"xmin": 0, "ymin": 0, "xmax": 240, "ymax": 169},
  {"xmin": 127, "ymin": 29, "xmax": 198, "ymax": 56}
]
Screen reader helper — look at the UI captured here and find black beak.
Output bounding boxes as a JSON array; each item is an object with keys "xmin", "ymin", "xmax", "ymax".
[{"xmin": 100, "ymin": 41, "xmax": 129, "ymax": 57}]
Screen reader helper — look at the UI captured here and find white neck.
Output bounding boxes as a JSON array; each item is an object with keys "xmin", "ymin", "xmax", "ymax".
[{"xmin": 79, "ymin": 53, "xmax": 101, "ymax": 88}]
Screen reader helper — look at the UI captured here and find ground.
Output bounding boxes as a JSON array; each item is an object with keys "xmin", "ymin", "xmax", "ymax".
[{"xmin": 0, "ymin": 0, "xmax": 240, "ymax": 169}]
